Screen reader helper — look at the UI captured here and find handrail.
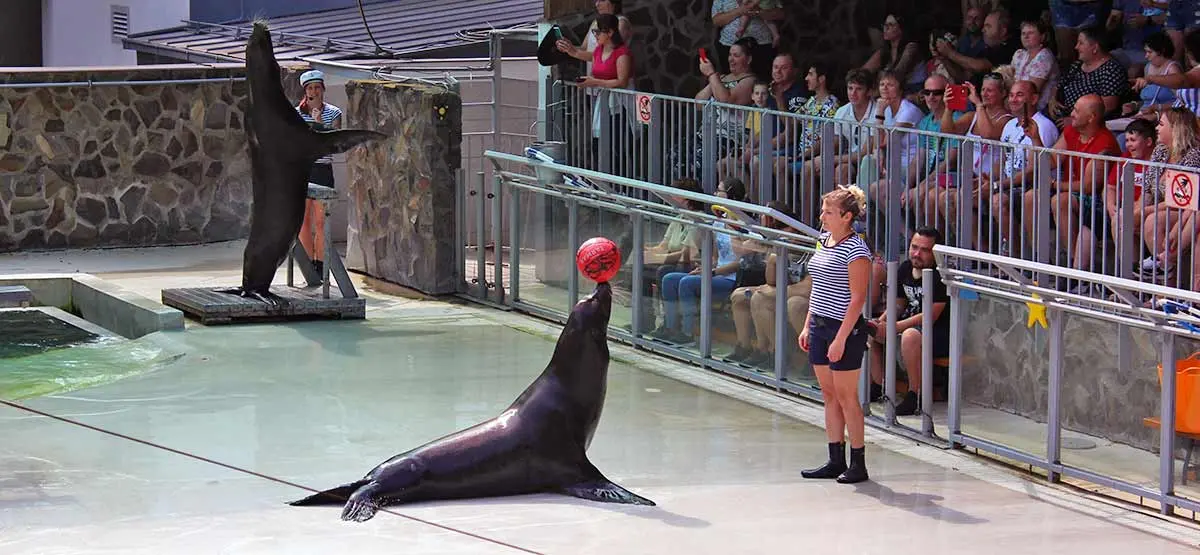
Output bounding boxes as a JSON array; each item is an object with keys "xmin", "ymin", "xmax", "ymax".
[
  {"xmin": 935, "ymin": 244, "xmax": 1200, "ymax": 337},
  {"xmin": 484, "ymin": 150, "xmax": 823, "ymax": 240}
]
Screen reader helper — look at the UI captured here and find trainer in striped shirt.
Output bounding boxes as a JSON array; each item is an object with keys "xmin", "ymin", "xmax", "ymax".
[
  {"xmin": 298, "ymin": 103, "xmax": 343, "ymax": 164},
  {"xmin": 806, "ymin": 231, "xmax": 872, "ymax": 321}
]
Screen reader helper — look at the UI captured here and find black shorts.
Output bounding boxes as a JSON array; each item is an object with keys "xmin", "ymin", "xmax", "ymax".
[{"xmin": 808, "ymin": 315, "xmax": 869, "ymax": 371}]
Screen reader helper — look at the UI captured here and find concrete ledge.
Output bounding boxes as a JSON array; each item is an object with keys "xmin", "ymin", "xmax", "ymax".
[{"xmin": 0, "ymin": 273, "xmax": 183, "ymax": 339}]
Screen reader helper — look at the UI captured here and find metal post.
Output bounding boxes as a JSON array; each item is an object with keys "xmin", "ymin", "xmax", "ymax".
[
  {"xmin": 773, "ymin": 244, "xmax": 789, "ymax": 381},
  {"xmin": 490, "ymin": 32, "xmax": 503, "ymax": 158},
  {"xmin": 456, "ymin": 168, "xmax": 466, "ymax": 292},
  {"xmin": 699, "ymin": 228, "xmax": 713, "ymax": 359},
  {"xmin": 885, "ymin": 137, "xmax": 904, "ymax": 262},
  {"xmin": 509, "ymin": 185, "xmax": 521, "ymax": 304},
  {"xmin": 491, "ymin": 175, "xmax": 505, "ymax": 304},
  {"xmin": 884, "ymin": 261, "xmax": 900, "ymax": 425},
  {"xmin": 598, "ymin": 90, "xmax": 612, "ymax": 174},
  {"xmin": 920, "ymin": 268, "xmax": 935, "ymax": 436},
  {"xmin": 322, "ymin": 199, "xmax": 332, "ymax": 299},
  {"xmin": 701, "ymin": 104, "xmax": 717, "ymax": 194},
  {"xmin": 1119, "ymin": 163, "xmax": 1136, "ymax": 279},
  {"xmin": 1035, "ymin": 152, "xmax": 1053, "ymax": 281},
  {"xmin": 649, "ymin": 99, "xmax": 663, "ymax": 185},
  {"xmin": 475, "ymin": 171, "xmax": 487, "ymax": 298},
  {"xmin": 947, "ymin": 286, "xmax": 964, "ymax": 447},
  {"xmin": 1161, "ymin": 332, "xmax": 1178, "ymax": 515},
  {"xmin": 631, "ymin": 213, "xmax": 645, "ymax": 335},
  {"xmin": 568, "ymin": 199, "xmax": 580, "ymax": 306},
  {"xmin": 1047, "ymin": 307, "xmax": 1064, "ymax": 483},
  {"xmin": 957, "ymin": 144, "xmax": 975, "ymax": 252},
  {"xmin": 819, "ymin": 125, "xmax": 836, "ymax": 196},
  {"xmin": 758, "ymin": 112, "xmax": 776, "ymax": 204}
]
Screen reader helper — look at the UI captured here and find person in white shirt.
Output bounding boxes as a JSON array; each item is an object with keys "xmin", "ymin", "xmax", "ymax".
[
  {"xmin": 803, "ymin": 69, "xmax": 876, "ymax": 189},
  {"xmin": 862, "ymin": 69, "xmax": 923, "ymax": 222},
  {"xmin": 989, "ymin": 80, "xmax": 1059, "ymax": 256}
]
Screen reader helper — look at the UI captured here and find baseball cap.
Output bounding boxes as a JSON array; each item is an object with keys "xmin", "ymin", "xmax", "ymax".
[{"xmin": 300, "ymin": 70, "xmax": 325, "ymax": 87}]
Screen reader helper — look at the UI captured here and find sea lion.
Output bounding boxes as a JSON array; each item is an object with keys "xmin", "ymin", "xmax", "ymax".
[
  {"xmin": 223, "ymin": 21, "xmax": 386, "ymax": 303},
  {"xmin": 289, "ymin": 281, "xmax": 655, "ymax": 522}
]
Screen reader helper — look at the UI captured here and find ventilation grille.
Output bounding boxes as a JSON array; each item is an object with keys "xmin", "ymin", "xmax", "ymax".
[{"xmin": 111, "ymin": 5, "xmax": 130, "ymax": 41}]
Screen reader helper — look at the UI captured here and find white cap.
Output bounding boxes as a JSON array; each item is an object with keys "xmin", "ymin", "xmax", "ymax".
[{"xmin": 300, "ymin": 70, "xmax": 325, "ymax": 87}]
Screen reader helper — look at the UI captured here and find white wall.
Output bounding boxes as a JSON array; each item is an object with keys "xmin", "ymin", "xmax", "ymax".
[{"xmin": 42, "ymin": 0, "xmax": 189, "ymax": 67}]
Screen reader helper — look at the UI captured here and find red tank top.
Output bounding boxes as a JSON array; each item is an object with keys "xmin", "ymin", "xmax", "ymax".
[{"xmin": 592, "ymin": 44, "xmax": 630, "ymax": 81}]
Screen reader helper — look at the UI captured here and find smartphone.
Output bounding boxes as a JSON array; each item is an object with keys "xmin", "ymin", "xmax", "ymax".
[
  {"xmin": 575, "ymin": 76, "xmax": 588, "ymax": 83},
  {"xmin": 947, "ymin": 84, "xmax": 968, "ymax": 112},
  {"xmin": 699, "ymin": 48, "xmax": 709, "ymax": 63},
  {"xmin": 1022, "ymin": 103, "xmax": 1030, "ymax": 127}
]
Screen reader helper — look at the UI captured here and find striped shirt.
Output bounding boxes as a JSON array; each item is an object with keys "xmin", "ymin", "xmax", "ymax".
[
  {"xmin": 807, "ymin": 231, "xmax": 872, "ymax": 320},
  {"xmin": 297, "ymin": 103, "xmax": 343, "ymax": 164}
]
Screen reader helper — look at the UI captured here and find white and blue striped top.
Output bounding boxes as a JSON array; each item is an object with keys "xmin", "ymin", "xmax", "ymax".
[
  {"xmin": 807, "ymin": 231, "xmax": 872, "ymax": 320},
  {"xmin": 297, "ymin": 103, "xmax": 343, "ymax": 164}
]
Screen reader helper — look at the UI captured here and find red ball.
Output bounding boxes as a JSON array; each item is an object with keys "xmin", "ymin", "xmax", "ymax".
[{"xmin": 576, "ymin": 237, "xmax": 621, "ymax": 283}]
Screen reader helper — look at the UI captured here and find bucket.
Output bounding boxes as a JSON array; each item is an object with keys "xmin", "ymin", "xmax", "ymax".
[
  {"xmin": 526, "ymin": 141, "xmax": 566, "ymax": 187},
  {"xmin": 1157, "ymin": 352, "xmax": 1200, "ymax": 434}
]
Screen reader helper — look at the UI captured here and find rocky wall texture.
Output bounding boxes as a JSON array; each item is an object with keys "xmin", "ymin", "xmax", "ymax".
[
  {"xmin": 343, "ymin": 81, "xmax": 462, "ymax": 296},
  {"xmin": 961, "ymin": 296, "xmax": 1200, "ymax": 453},
  {"xmin": 552, "ymin": 1, "xmax": 963, "ymax": 98},
  {"xmin": 0, "ymin": 65, "xmax": 305, "ymax": 252}
]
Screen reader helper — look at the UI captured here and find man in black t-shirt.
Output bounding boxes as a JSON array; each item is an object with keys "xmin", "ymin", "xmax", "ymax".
[
  {"xmin": 864, "ymin": 227, "xmax": 951, "ymax": 416},
  {"xmin": 934, "ymin": 9, "xmax": 1019, "ymax": 86}
]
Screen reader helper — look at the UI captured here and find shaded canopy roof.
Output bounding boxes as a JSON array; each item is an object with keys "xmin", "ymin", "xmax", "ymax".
[{"xmin": 123, "ymin": 0, "xmax": 543, "ymax": 63}]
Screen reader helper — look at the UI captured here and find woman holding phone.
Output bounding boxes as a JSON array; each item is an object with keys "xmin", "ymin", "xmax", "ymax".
[{"xmin": 798, "ymin": 185, "xmax": 873, "ymax": 484}]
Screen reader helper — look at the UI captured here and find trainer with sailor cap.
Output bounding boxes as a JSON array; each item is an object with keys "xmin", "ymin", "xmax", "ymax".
[{"xmin": 296, "ymin": 69, "xmax": 344, "ymax": 276}]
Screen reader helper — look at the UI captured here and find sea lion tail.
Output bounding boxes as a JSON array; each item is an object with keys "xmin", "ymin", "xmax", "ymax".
[
  {"xmin": 288, "ymin": 479, "xmax": 370, "ymax": 507},
  {"xmin": 312, "ymin": 129, "xmax": 388, "ymax": 160}
]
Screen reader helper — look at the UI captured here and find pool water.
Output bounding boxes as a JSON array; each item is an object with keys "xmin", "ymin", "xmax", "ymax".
[{"xmin": 0, "ymin": 309, "xmax": 101, "ymax": 359}]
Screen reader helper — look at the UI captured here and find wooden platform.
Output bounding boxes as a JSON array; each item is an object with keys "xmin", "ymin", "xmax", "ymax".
[{"xmin": 161, "ymin": 286, "xmax": 365, "ymax": 325}]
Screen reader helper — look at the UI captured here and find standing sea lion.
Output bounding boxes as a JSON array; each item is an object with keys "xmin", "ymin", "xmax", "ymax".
[
  {"xmin": 289, "ymin": 281, "xmax": 656, "ymax": 521},
  {"xmin": 223, "ymin": 21, "xmax": 386, "ymax": 303}
]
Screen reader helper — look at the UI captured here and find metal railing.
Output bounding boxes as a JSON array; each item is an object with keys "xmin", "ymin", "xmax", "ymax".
[
  {"xmin": 470, "ymin": 147, "xmax": 1200, "ymax": 518},
  {"xmin": 547, "ymin": 83, "xmax": 1200, "ymax": 297}
]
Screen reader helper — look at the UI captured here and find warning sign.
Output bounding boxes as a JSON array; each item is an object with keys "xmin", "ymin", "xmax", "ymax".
[
  {"xmin": 636, "ymin": 94, "xmax": 652, "ymax": 125},
  {"xmin": 1165, "ymin": 169, "xmax": 1200, "ymax": 211}
]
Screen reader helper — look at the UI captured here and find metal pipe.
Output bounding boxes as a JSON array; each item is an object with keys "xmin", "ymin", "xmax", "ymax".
[
  {"xmin": 1047, "ymin": 307, "xmax": 1064, "ymax": 483},
  {"xmin": 491, "ymin": 174, "xmax": 505, "ymax": 305},
  {"xmin": 0, "ymin": 76, "xmax": 245, "ymax": 89},
  {"xmin": 948, "ymin": 285, "xmax": 964, "ymax": 447},
  {"xmin": 699, "ymin": 229, "xmax": 713, "ymax": 359},
  {"xmin": 884, "ymin": 261, "xmax": 899, "ymax": 425},
  {"xmin": 475, "ymin": 172, "xmax": 488, "ymax": 298},
  {"xmin": 774, "ymin": 244, "xmax": 789, "ymax": 381},
  {"xmin": 509, "ymin": 185, "xmax": 521, "ymax": 304},
  {"xmin": 920, "ymin": 268, "xmax": 935, "ymax": 436},
  {"xmin": 631, "ymin": 214, "xmax": 645, "ymax": 336},
  {"xmin": 1161, "ymin": 332, "xmax": 1178, "ymax": 515}
]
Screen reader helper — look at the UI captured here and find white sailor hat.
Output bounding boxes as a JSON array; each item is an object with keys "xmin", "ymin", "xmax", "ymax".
[{"xmin": 300, "ymin": 70, "xmax": 325, "ymax": 86}]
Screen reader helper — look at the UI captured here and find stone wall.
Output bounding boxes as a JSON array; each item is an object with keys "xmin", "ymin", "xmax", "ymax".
[
  {"xmin": 551, "ymin": 0, "xmax": 964, "ymax": 98},
  {"xmin": 343, "ymin": 80, "xmax": 462, "ymax": 295},
  {"xmin": 961, "ymin": 295, "xmax": 1200, "ymax": 452},
  {"xmin": 0, "ymin": 64, "xmax": 305, "ymax": 252}
]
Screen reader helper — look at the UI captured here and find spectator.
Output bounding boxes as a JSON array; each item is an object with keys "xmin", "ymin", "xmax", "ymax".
[
  {"xmin": 1103, "ymin": 118, "xmax": 1157, "ymax": 263},
  {"xmin": 960, "ymin": 5, "xmax": 989, "ymax": 57},
  {"xmin": 717, "ymin": 82, "xmax": 771, "ymax": 197},
  {"xmin": 734, "ymin": 0, "xmax": 782, "ymax": 48},
  {"xmin": 865, "ymin": 227, "xmax": 950, "ymax": 416},
  {"xmin": 653, "ymin": 180, "xmax": 745, "ymax": 344},
  {"xmin": 1108, "ymin": 0, "xmax": 1168, "ymax": 76},
  {"xmin": 802, "ymin": 69, "xmax": 878, "ymax": 194},
  {"xmin": 861, "ymin": 70, "xmax": 924, "ymax": 221},
  {"xmin": 900, "ymin": 74, "xmax": 967, "ymax": 230},
  {"xmin": 990, "ymin": 80, "xmax": 1061, "ymax": 258},
  {"xmin": 554, "ymin": 0, "xmax": 634, "ymax": 71},
  {"xmin": 1132, "ymin": 28, "xmax": 1200, "ymax": 114},
  {"xmin": 727, "ymin": 53, "xmax": 808, "ymax": 198},
  {"xmin": 571, "ymin": 15, "xmax": 633, "ymax": 93},
  {"xmin": 711, "ymin": 0, "xmax": 783, "ymax": 81},
  {"xmin": 1166, "ymin": 0, "xmax": 1200, "ymax": 64},
  {"xmin": 728, "ymin": 202, "xmax": 811, "ymax": 366},
  {"xmin": 1122, "ymin": 31, "xmax": 1182, "ymax": 121},
  {"xmin": 1050, "ymin": 0, "xmax": 1109, "ymax": 66},
  {"xmin": 640, "ymin": 178, "xmax": 705, "ymax": 332},
  {"xmin": 768, "ymin": 62, "xmax": 841, "ymax": 209},
  {"xmin": 862, "ymin": 14, "xmax": 925, "ymax": 95},
  {"xmin": 697, "ymin": 37, "xmax": 758, "ymax": 105},
  {"xmin": 928, "ymin": 73, "xmax": 1013, "ymax": 238},
  {"xmin": 934, "ymin": 9, "xmax": 1019, "ymax": 86},
  {"xmin": 1048, "ymin": 26, "xmax": 1131, "ymax": 125},
  {"xmin": 1022, "ymin": 94, "xmax": 1121, "ymax": 272},
  {"xmin": 1139, "ymin": 106, "xmax": 1200, "ymax": 284},
  {"xmin": 1011, "ymin": 19, "xmax": 1060, "ymax": 110}
]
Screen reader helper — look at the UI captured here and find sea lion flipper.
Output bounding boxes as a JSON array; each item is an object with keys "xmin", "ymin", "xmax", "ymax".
[
  {"xmin": 340, "ymin": 482, "xmax": 384, "ymax": 522},
  {"xmin": 288, "ymin": 479, "xmax": 371, "ymax": 507},
  {"xmin": 312, "ymin": 129, "xmax": 388, "ymax": 160},
  {"xmin": 561, "ymin": 479, "xmax": 656, "ymax": 506}
]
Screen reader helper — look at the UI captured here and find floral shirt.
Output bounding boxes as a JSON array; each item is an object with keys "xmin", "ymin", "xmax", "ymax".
[
  {"xmin": 1143, "ymin": 143, "xmax": 1200, "ymax": 198},
  {"xmin": 796, "ymin": 94, "xmax": 840, "ymax": 153},
  {"xmin": 1012, "ymin": 48, "xmax": 1058, "ymax": 109}
]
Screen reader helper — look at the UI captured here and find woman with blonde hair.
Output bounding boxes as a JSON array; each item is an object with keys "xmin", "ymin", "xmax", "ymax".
[
  {"xmin": 1139, "ymin": 107, "xmax": 1200, "ymax": 284},
  {"xmin": 798, "ymin": 185, "xmax": 873, "ymax": 484}
]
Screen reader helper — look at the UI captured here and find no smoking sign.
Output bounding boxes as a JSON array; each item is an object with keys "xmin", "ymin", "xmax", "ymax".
[{"xmin": 1166, "ymin": 169, "xmax": 1200, "ymax": 211}]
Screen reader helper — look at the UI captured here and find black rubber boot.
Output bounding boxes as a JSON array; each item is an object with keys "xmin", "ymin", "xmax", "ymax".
[
  {"xmin": 801, "ymin": 442, "xmax": 847, "ymax": 479},
  {"xmin": 837, "ymin": 446, "xmax": 869, "ymax": 484}
]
